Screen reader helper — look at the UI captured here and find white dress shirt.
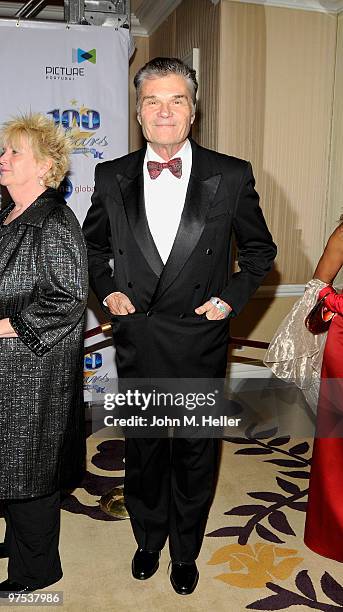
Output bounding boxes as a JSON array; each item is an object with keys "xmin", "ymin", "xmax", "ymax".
[{"xmin": 143, "ymin": 139, "xmax": 192, "ymax": 264}]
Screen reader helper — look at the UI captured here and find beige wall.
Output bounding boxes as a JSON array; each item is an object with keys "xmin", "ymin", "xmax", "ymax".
[
  {"xmin": 326, "ymin": 12, "xmax": 343, "ymax": 286},
  {"xmin": 327, "ymin": 12, "xmax": 343, "ymax": 238},
  {"xmin": 129, "ymin": 36, "xmax": 149, "ymax": 152},
  {"xmin": 219, "ymin": 1, "xmax": 337, "ymax": 285},
  {"xmin": 131, "ymin": 0, "xmax": 144, "ymax": 11},
  {"xmin": 216, "ymin": 1, "xmax": 338, "ymax": 347},
  {"xmin": 230, "ymin": 294, "xmax": 299, "ymax": 360},
  {"xmin": 149, "ymin": 12, "xmax": 175, "ymax": 59},
  {"xmin": 149, "ymin": 0, "xmax": 220, "ymax": 150}
]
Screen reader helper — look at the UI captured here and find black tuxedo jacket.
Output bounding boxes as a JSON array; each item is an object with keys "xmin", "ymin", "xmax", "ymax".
[{"xmin": 83, "ymin": 139, "xmax": 276, "ymax": 378}]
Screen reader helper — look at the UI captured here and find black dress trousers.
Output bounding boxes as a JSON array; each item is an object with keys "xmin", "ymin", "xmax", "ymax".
[
  {"xmin": 4, "ymin": 491, "xmax": 62, "ymax": 589},
  {"xmin": 124, "ymin": 437, "xmax": 220, "ymax": 563}
]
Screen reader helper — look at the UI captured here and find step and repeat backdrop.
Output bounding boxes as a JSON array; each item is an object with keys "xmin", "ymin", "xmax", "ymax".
[{"xmin": 0, "ymin": 19, "xmax": 131, "ymax": 400}]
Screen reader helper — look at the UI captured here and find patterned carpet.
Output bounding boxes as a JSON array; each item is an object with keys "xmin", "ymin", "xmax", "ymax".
[
  {"xmin": 1, "ymin": 430, "xmax": 343, "ymax": 611},
  {"xmin": 206, "ymin": 434, "xmax": 343, "ymax": 611}
]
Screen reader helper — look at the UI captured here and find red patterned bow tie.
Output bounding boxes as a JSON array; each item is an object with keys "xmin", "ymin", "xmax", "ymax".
[{"xmin": 147, "ymin": 157, "xmax": 182, "ymax": 180}]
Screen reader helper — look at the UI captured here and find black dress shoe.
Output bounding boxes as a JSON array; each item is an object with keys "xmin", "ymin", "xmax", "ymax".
[
  {"xmin": 132, "ymin": 549, "xmax": 160, "ymax": 580},
  {"xmin": 170, "ymin": 562, "xmax": 199, "ymax": 595},
  {"xmin": 0, "ymin": 580, "xmax": 34, "ymax": 597}
]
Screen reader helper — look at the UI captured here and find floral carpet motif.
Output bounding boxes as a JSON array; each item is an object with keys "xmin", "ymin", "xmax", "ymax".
[
  {"xmin": 206, "ymin": 429, "xmax": 343, "ymax": 610},
  {"xmin": 208, "ymin": 543, "xmax": 303, "ymax": 588},
  {"xmin": 60, "ymin": 429, "xmax": 343, "ymax": 610}
]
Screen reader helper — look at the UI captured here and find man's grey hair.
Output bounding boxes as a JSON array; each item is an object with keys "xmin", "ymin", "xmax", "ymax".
[{"xmin": 134, "ymin": 57, "xmax": 198, "ymax": 112}]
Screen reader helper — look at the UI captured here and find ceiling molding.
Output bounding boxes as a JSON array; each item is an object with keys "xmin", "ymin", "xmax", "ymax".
[
  {"xmin": 130, "ymin": 13, "xmax": 148, "ymax": 37},
  {"xmin": 226, "ymin": 0, "xmax": 343, "ymax": 13},
  {"xmin": 134, "ymin": 0, "xmax": 182, "ymax": 35}
]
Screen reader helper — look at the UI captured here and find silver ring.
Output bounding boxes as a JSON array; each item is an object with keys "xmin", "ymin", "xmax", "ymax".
[{"xmin": 210, "ymin": 296, "xmax": 228, "ymax": 315}]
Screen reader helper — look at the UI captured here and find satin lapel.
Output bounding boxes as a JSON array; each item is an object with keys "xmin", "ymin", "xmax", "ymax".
[
  {"xmin": 152, "ymin": 171, "xmax": 221, "ymax": 304},
  {"xmin": 118, "ymin": 172, "xmax": 164, "ymax": 278}
]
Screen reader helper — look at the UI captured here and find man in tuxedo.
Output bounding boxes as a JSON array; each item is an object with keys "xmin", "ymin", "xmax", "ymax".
[{"xmin": 83, "ymin": 57, "xmax": 276, "ymax": 595}]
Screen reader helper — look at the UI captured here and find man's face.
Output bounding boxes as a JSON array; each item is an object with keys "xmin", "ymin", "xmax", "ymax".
[{"xmin": 138, "ymin": 74, "xmax": 195, "ymax": 150}]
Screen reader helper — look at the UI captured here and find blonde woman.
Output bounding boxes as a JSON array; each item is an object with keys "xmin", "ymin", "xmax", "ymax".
[{"xmin": 0, "ymin": 114, "xmax": 88, "ymax": 594}]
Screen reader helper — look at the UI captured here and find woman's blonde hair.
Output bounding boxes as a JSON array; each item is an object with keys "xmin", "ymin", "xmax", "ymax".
[{"xmin": 0, "ymin": 113, "xmax": 72, "ymax": 188}]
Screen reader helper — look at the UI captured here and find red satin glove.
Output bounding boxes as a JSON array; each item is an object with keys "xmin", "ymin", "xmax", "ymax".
[
  {"xmin": 323, "ymin": 291, "xmax": 343, "ymax": 315},
  {"xmin": 318, "ymin": 285, "xmax": 335, "ymax": 301}
]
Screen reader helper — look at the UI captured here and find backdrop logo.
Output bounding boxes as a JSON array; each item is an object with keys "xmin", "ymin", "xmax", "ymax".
[
  {"xmin": 58, "ymin": 177, "xmax": 73, "ymax": 199},
  {"xmin": 72, "ymin": 48, "xmax": 96, "ymax": 65},
  {"xmin": 84, "ymin": 353, "xmax": 103, "ymax": 370},
  {"xmin": 45, "ymin": 66, "xmax": 85, "ymax": 80},
  {"xmin": 45, "ymin": 47, "xmax": 96, "ymax": 81},
  {"xmin": 47, "ymin": 101, "xmax": 109, "ymax": 158},
  {"xmin": 84, "ymin": 352, "xmax": 110, "ymax": 394}
]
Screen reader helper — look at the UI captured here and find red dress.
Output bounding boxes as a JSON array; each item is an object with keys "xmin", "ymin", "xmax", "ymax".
[{"xmin": 304, "ymin": 289, "xmax": 343, "ymax": 561}]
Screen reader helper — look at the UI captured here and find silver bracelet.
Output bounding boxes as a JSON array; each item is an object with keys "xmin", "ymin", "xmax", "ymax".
[{"xmin": 210, "ymin": 296, "xmax": 230, "ymax": 317}]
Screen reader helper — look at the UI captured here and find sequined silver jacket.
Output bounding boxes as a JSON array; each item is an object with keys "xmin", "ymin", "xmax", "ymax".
[{"xmin": 0, "ymin": 189, "xmax": 88, "ymax": 499}]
